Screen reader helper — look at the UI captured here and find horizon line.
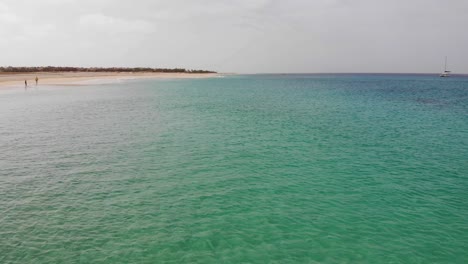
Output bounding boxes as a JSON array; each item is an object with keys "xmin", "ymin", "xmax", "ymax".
[{"xmin": 234, "ymin": 72, "xmax": 468, "ymax": 75}]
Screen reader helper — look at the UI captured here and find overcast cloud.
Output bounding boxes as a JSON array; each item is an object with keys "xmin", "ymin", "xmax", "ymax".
[{"xmin": 0, "ymin": 0, "xmax": 467, "ymax": 73}]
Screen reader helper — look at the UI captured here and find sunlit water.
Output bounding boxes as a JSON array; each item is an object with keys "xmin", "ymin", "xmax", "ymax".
[{"xmin": 1, "ymin": 74, "xmax": 467, "ymax": 263}]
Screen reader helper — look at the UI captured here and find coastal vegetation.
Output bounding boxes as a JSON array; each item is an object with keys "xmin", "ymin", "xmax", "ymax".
[{"xmin": 0, "ymin": 66, "xmax": 216, "ymax": 74}]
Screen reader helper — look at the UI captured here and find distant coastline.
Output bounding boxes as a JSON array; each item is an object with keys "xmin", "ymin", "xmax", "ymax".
[
  {"xmin": 0, "ymin": 66, "xmax": 216, "ymax": 74},
  {"xmin": 0, "ymin": 67, "xmax": 219, "ymax": 88}
]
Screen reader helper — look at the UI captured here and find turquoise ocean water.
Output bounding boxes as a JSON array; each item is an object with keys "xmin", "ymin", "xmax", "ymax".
[{"xmin": 1, "ymin": 74, "xmax": 467, "ymax": 263}]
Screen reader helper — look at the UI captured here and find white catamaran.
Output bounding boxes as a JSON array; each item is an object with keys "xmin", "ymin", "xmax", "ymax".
[{"xmin": 440, "ymin": 56, "xmax": 451, "ymax": 77}]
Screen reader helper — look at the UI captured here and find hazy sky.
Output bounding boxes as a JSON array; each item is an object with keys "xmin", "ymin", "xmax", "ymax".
[{"xmin": 1, "ymin": 0, "xmax": 467, "ymax": 73}]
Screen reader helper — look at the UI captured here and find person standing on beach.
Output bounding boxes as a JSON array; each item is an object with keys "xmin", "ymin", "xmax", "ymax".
[
  {"xmin": 25, "ymin": 80, "xmax": 28, "ymax": 89},
  {"xmin": 35, "ymin": 76, "xmax": 39, "ymax": 86}
]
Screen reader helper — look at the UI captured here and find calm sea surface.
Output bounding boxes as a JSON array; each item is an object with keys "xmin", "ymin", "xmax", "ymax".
[{"xmin": 1, "ymin": 74, "xmax": 467, "ymax": 263}]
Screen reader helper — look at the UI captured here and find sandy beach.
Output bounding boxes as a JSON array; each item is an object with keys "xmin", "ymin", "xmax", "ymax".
[{"xmin": 0, "ymin": 72, "xmax": 218, "ymax": 88}]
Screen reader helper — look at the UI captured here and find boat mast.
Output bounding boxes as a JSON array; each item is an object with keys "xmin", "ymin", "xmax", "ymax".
[{"xmin": 444, "ymin": 56, "xmax": 447, "ymax": 72}]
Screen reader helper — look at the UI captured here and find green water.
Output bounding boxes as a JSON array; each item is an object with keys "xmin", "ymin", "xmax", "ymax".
[{"xmin": 1, "ymin": 74, "xmax": 467, "ymax": 263}]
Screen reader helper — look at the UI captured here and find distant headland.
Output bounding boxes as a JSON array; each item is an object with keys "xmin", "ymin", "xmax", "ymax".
[
  {"xmin": 0, "ymin": 66, "xmax": 216, "ymax": 74},
  {"xmin": 0, "ymin": 67, "xmax": 219, "ymax": 88}
]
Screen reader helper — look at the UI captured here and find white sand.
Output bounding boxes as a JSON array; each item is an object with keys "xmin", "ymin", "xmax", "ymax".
[{"xmin": 0, "ymin": 72, "xmax": 218, "ymax": 88}]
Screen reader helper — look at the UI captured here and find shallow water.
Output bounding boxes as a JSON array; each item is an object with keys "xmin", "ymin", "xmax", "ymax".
[{"xmin": 1, "ymin": 74, "xmax": 467, "ymax": 263}]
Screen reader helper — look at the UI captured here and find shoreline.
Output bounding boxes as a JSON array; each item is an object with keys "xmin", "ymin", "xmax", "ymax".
[{"xmin": 0, "ymin": 72, "xmax": 219, "ymax": 88}]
